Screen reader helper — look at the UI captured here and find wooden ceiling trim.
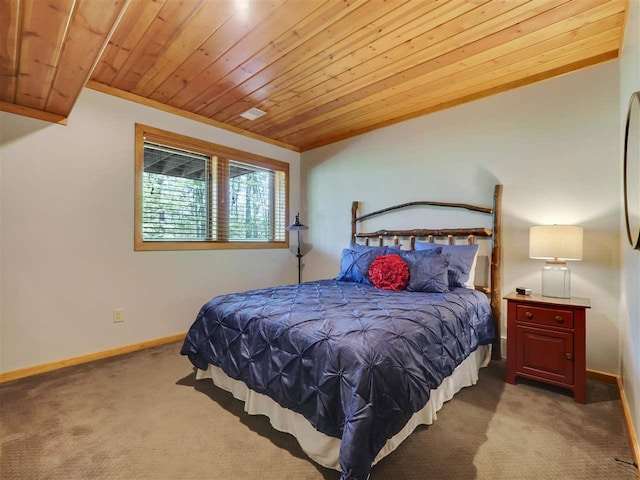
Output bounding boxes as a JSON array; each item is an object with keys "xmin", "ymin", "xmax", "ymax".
[
  {"xmin": 179, "ymin": 0, "xmax": 351, "ymax": 114},
  {"xmin": 328, "ymin": 31, "xmax": 621, "ymax": 137},
  {"xmin": 294, "ymin": 38, "xmax": 619, "ymax": 149},
  {"xmin": 15, "ymin": 0, "xmax": 75, "ymax": 110},
  {"xmin": 86, "ymin": 80, "xmax": 299, "ymax": 152},
  {"xmin": 299, "ymin": 50, "xmax": 618, "ymax": 151},
  {"xmin": 143, "ymin": 0, "xmax": 284, "ymax": 105},
  {"xmin": 268, "ymin": 0, "xmax": 620, "ymax": 139},
  {"xmin": 235, "ymin": 0, "xmax": 500, "ymax": 133},
  {"xmin": 109, "ymin": 0, "xmax": 205, "ymax": 93},
  {"xmin": 271, "ymin": 6, "xmax": 624, "ymax": 141},
  {"xmin": 290, "ymin": 31, "xmax": 620, "ymax": 146},
  {"xmin": 0, "ymin": 98, "xmax": 67, "ymax": 124},
  {"xmin": 130, "ymin": 0, "xmax": 236, "ymax": 98},
  {"xmin": 45, "ymin": 0, "xmax": 130, "ymax": 115},
  {"xmin": 1, "ymin": 0, "xmax": 631, "ymax": 147},
  {"xmin": 91, "ymin": 0, "xmax": 166, "ymax": 85},
  {"xmin": 208, "ymin": 0, "xmax": 445, "ymax": 124},
  {"xmin": 0, "ymin": 0, "xmax": 22, "ymax": 103},
  {"xmin": 617, "ymin": 0, "xmax": 631, "ymax": 52},
  {"xmin": 246, "ymin": 0, "xmax": 574, "ymax": 137},
  {"xmin": 256, "ymin": 0, "xmax": 601, "ymax": 139},
  {"xmin": 195, "ymin": 0, "xmax": 421, "ymax": 122}
]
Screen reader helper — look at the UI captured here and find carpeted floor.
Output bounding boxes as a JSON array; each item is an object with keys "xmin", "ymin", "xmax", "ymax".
[{"xmin": 1, "ymin": 341, "xmax": 637, "ymax": 480}]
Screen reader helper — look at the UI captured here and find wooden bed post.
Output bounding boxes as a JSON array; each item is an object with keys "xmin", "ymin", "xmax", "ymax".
[
  {"xmin": 351, "ymin": 201, "xmax": 359, "ymax": 243},
  {"xmin": 491, "ymin": 184, "xmax": 503, "ymax": 360}
]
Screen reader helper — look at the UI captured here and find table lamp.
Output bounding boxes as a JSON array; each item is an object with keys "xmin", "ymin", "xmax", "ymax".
[{"xmin": 529, "ymin": 225, "xmax": 583, "ymax": 298}]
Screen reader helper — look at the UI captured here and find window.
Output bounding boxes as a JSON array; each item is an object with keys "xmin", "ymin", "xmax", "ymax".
[{"xmin": 135, "ymin": 124, "xmax": 289, "ymax": 250}]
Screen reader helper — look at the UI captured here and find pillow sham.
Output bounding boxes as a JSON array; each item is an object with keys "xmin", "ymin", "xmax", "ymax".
[
  {"xmin": 398, "ymin": 248, "xmax": 450, "ymax": 293},
  {"xmin": 414, "ymin": 242, "xmax": 479, "ymax": 289},
  {"xmin": 336, "ymin": 248, "xmax": 383, "ymax": 284},
  {"xmin": 350, "ymin": 242, "xmax": 402, "ymax": 252},
  {"xmin": 368, "ymin": 254, "xmax": 409, "ymax": 291}
]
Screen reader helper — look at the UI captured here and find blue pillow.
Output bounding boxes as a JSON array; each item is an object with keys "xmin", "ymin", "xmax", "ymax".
[
  {"xmin": 350, "ymin": 242, "xmax": 401, "ymax": 252},
  {"xmin": 398, "ymin": 248, "xmax": 450, "ymax": 293},
  {"xmin": 414, "ymin": 242, "xmax": 479, "ymax": 288},
  {"xmin": 337, "ymin": 248, "xmax": 382, "ymax": 284}
]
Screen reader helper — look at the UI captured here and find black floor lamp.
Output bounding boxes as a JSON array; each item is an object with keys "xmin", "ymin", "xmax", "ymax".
[{"xmin": 286, "ymin": 212, "xmax": 309, "ymax": 284}]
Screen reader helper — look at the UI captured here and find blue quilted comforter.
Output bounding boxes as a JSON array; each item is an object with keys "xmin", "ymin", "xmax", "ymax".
[{"xmin": 181, "ymin": 280, "xmax": 494, "ymax": 480}]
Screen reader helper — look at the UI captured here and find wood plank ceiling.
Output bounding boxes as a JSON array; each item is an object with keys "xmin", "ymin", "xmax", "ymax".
[{"xmin": 0, "ymin": 0, "xmax": 629, "ymax": 152}]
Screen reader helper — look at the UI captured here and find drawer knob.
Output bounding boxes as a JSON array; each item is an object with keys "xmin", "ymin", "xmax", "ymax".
[
  {"xmin": 555, "ymin": 315, "xmax": 564, "ymax": 323},
  {"xmin": 566, "ymin": 353, "xmax": 573, "ymax": 360},
  {"xmin": 524, "ymin": 311, "xmax": 533, "ymax": 319}
]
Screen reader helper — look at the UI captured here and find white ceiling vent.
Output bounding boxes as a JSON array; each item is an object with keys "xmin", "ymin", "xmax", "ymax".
[{"xmin": 239, "ymin": 107, "xmax": 266, "ymax": 121}]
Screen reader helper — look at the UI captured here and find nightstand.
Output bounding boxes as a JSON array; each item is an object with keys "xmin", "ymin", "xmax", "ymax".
[{"xmin": 504, "ymin": 292, "xmax": 591, "ymax": 403}]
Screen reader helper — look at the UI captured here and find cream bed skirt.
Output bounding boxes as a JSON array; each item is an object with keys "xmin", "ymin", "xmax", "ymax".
[{"xmin": 196, "ymin": 344, "xmax": 491, "ymax": 472}]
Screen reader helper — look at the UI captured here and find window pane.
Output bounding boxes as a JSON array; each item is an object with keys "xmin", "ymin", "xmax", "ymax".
[
  {"xmin": 228, "ymin": 161, "xmax": 273, "ymax": 241},
  {"xmin": 142, "ymin": 143, "xmax": 210, "ymax": 240}
]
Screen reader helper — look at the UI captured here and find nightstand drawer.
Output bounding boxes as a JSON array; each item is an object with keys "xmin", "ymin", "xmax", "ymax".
[{"xmin": 515, "ymin": 305, "xmax": 574, "ymax": 329}]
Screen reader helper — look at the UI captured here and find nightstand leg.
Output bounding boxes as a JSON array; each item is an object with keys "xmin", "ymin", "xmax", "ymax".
[{"xmin": 574, "ymin": 308, "xmax": 587, "ymax": 404}]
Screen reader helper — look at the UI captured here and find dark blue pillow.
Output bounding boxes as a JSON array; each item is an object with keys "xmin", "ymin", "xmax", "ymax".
[
  {"xmin": 398, "ymin": 248, "xmax": 450, "ymax": 293},
  {"xmin": 337, "ymin": 248, "xmax": 383, "ymax": 284},
  {"xmin": 350, "ymin": 243, "xmax": 402, "ymax": 255},
  {"xmin": 414, "ymin": 242, "xmax": 479, "ymax": 288},
  {"xmin": 349, "ymin": 243, "xmax": 390, "ymax": 255}
]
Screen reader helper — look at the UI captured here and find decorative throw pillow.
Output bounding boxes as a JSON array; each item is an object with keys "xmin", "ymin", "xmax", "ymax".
[
  {"xmin": 398, "ymin": 248, "xmax": 450, "ymax": 293},
  {"xmin": 368, "ymin": 254, "xmax": 410, "ymax": 291},
  {"xmin": 414, "ymin": 242, "xmax": 479, "ymax": 289},
  {"xmin": 336, "ymin": 248, "xmax": 382, "ymax": 284},
  {"xmin": 349, "ymin": 243, "xmax": 390, "ymax": 255},
  {"xmin": 349, "ymin": 243, "xmax": 402, "ymax": 255}
]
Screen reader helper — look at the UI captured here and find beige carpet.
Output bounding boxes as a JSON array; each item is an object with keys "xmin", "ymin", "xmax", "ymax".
[{"xmin": 1, "ymin": 341, "xmax": 637, "ymax": 480}]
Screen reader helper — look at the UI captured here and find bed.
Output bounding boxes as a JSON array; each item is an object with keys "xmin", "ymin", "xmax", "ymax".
[{"xmin": 181, "ymin": 185, "xmax": 503, "ymax": 480}]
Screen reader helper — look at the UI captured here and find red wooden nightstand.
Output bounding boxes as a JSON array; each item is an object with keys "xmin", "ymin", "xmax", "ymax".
[{"xmin": 504, "ymin": 292, "xmax": 591, "ymax": 403}]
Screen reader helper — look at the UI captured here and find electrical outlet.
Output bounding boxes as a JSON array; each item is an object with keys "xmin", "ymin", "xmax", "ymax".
[{"xmin": 113, "ymin": 308, "xmax": 125, "ymax": 323}]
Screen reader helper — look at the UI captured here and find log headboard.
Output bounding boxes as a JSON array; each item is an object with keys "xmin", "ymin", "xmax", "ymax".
[{"xmin": 350, "ymin": 184, "xmax": 503, "ymax": 360}]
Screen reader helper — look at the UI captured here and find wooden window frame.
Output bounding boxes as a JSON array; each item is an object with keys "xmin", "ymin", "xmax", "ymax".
[{"xmin": 135, "ymin": 124, "xmax": 289, "ymax": 251}]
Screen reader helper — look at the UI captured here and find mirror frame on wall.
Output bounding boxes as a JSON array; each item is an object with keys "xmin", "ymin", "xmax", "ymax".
[{"xmin": 623, "ymin": 91, "xmax": 640, "ymax": 250}]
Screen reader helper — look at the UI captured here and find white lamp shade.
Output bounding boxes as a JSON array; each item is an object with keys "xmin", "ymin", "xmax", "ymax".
[{"xmin": 529, "ymin": 225, "xmax": 583, "ymax": 261}]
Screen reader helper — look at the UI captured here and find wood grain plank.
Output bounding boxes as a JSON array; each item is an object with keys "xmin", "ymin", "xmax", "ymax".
[
  {"xmin": 91, "ymin": 0, "xmax": 167, "ymax": 85},
  {"xmin": 109, "ymin": 0, "xmax": 205, "ymax": 93},
  {"xmin": 201, "ymin": 0, "xmax": 444, "ymax": 123},
  {"xmin": 302, "ymin": 50, "xmax": 618, "ymax": 150},
  {"xmin": 146, "ymin": 0, "xmax": 285, "ymax": 105},
  {"xmin": 176, "ymin": 0, "xmax": 333, "ymax": 112},
  {"xmin": 15, "ymin": 0, "xmax": 75, "ymax": 110},
  {"xmin": 261, "ymin": 0, "xmax": 615, "ymax": 140},
  {"xmin": 292, "ymin": 34, "xmax": 619, "ymax": 146},
  {"xmin": 0, "ymin": 0, "xmax": 21, "ymax": 102},
  {"xmin": 274, "ymin": 3, "xmax": 624, "ymax": 141},
  {"xmin": 295, "ymin": 38, "xmax": 619, "ymax": 149},
  {"xmin": 232, "ymin": 0, "xmax": 497, "ymax": 131},
  {"xmin": 249, "ymin": 0, "xmax": 554, "ymax": 135},
  {"xmin": 193, "ymin": 0, "xmax": 372, "ymax": 119},
  {"xmin": 45, "ymin": 0, "xmax": 128, "ymax": 115},
  {"xmin": 131, "ymin": 0, "xmax": 236, "ymax": 97}
]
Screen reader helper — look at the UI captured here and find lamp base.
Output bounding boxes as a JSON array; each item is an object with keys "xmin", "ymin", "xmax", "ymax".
[{"xmin": 542, "ymin": 262, "xmax": 571, "ymax": 298}]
